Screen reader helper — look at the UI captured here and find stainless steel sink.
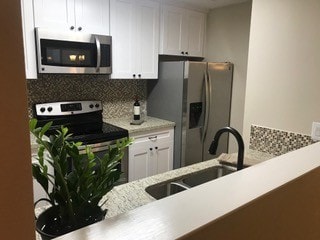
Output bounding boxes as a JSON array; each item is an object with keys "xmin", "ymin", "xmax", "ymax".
[
  {"xmin": 181, "ymin": 164, "xmax": 236, "ymax": 187},
  {"xmin": 145, "ymin": 180, "xmax": 190, "ymax": 200},
  {"xmin": 145, "ymin": 165, "xmax": 237, "ymax": 200}
]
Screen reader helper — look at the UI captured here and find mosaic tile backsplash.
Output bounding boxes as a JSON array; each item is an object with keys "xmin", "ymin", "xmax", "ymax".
[
  {"xmin": 249, "ymin": 125, "xmax": 316, "ymax": 156},
  {"xmin": 27, "ymin": 74, "xmax": 147, "ymax": 120}
]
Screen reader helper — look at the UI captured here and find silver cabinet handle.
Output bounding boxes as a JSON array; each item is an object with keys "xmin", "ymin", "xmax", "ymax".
[
  {"xmin": 148, "ymin": 136, "xmax": 157, "ymax": 141},
  {"xmin": 95, "ymin": 36, "xmax": 101, "ymax": 72}
]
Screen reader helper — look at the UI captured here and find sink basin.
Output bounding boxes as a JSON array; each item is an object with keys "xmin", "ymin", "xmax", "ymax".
[
  {"xmin": 181, "ymin": 164, "xmax": 236, "ymax": 187},
  {"xmin": 145, "ymin": 165, "xmax": 237, "ymax": 200},
  {"xmin": 145, "ymin": 181, "xmax": 190, "ymax": 200}
]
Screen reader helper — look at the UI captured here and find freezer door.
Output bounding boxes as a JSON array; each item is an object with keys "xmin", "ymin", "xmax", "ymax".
[
  {"xmin": 183, "ymin": 61, "xmax": 207, "ymax": 166},
  {"xmin": 203, "ymin": 62, "xmax": 233, "ymax": 161}
]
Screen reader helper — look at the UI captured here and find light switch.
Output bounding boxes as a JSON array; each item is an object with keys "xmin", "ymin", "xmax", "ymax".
[{"xmin": 311, "ymin": 122, "xmax": 320, "ymax": 141}]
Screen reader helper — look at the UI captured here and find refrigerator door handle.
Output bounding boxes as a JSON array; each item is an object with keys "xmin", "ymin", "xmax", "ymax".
[{"xmin": 202, "ymin": 71, "xmax": 210, "ymax": 142}]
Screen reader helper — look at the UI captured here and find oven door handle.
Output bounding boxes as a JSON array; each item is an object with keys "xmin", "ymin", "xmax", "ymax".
[
  {"xmin": 95, "ymin": 36, "xmax": 101, "ymax": 73},
  {"xmin": 79, "ymin": 143, "xmax": 112, "ymax": 154}
]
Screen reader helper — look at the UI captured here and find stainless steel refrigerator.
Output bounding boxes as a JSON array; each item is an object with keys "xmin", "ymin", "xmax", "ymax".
[{"xmin": 147, "ymin": 61, "xmax": 233, "ymax": 169}]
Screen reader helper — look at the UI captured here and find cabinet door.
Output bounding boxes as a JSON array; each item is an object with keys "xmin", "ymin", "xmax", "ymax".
[
  {"xmin": 75, "ymin": 0, "xmax": 110, "ymax": 34},
  {"xmin": 128, "ymin": 145, "xmax": 151, "ymax": 181},
  {"xmin": 21, "ymin": 0, "xmax": 37, "ymax": 79},
  {"xmin": 110, "ymin": 0, "xmax": 136, "ymax": 79},
  {"xmin": 160, "ymin": 5, "xmax": 185, "ymax": 56},
  {"xmin": 135, "ymin": 0, "xmax": 159, "ymax": 79},
  {"xmin": 33, "ymin": 0, "xmax": 75, "ymax": 31},
  {"xmin": 185, "ymin": 10, "xmax": 205, "ymax": 57},
  {"xmin": 154, "ymin": 141, "xmax": 173, "ymax": 175}
]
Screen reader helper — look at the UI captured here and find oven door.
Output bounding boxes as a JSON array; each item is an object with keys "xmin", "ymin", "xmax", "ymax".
[
  {"xmin": 78, "ymin": 141, "xmax": 128, "ymax": 185},
  {"xmin": 35, "ymin": 28, "xmax": 112, "ymax": 74}
]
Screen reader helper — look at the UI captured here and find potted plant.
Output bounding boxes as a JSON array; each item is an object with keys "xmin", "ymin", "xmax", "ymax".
[{"xmin": 30, "ymin": 119, "xmax": 131, "ymax": 240}]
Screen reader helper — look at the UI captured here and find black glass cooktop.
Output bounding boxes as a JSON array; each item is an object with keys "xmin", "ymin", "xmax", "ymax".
[
  {"xmin": 68, "ymin": 122, "xmax": 128, "ymax": 145},
  {"xmin": 35, "ymin": 109, "xmax": 128, "ymax": 145}
]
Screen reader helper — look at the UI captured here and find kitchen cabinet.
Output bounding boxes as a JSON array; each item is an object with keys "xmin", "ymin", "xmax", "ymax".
[
  {"xmin": 33, "ymin": 0, "xmax": 110, "ymax": 35},
  {"xmin": 20, "ymin": 0, "xmax": 37, "ymax": 79},
  {"xmin": 128, "ymin": 128, "xmax": 173, "ymax": 181},
  {"xmin": 160, "ymin": 5, "xmax": 206, "ymax": 57},
  {"xmin": 110, "ymin": 0, "xmax": 159, "ymax": 79},
  {"xmin": 20, "ymin": 0, "xmax": 110, "ymax": 79}
]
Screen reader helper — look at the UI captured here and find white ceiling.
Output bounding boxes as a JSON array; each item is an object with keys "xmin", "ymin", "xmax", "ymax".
[{"xmin": 163, "ymin": 0, "xmax": 249, "ymax": 11}]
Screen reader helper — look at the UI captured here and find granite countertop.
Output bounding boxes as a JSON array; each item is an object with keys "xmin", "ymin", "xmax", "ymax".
[
  {"xmin": 104, "ymin": 116, "xmax": 175, "ymax": 134},
  {"xmin": 34, "ymin": 149, "xmax": 274, "ymax": 218},
  {"xmin": 35, "ymin": 149, "xmax": 273, "ymax": 239},
  {"xmin": 217, "ymin": 149, "xmax": 275, "ymax": 167},
  {"xmin": 101, "ymin": 149, "xmax": 274, "ymax": 218}
]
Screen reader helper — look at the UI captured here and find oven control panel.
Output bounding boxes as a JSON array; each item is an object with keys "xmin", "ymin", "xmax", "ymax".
[{"xmin": 35, "ymin": 100, "xmax": 102, "ymax": 116}]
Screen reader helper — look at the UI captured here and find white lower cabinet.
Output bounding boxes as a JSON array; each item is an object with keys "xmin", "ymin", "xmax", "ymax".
[{"xmin": 128, "ymin": 128, "xmax": 174, "ymax": 181}]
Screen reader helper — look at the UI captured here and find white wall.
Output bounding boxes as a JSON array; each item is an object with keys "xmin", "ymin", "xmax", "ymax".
[
  {"xmin": 205, "ymin": 1, "xmax": 252, "ymax": 152},
  {"xmin": 243, "ymin": 0, "xmax": 320, "ymax": 147}
]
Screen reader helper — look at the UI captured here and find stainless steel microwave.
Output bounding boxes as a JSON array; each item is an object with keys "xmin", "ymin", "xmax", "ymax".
[{"xmin": 35, "ymin": 28, "xmax": 112, "ymax": 74}]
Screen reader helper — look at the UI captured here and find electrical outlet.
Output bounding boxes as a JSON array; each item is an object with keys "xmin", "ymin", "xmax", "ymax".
[{"xmin": 311, "ymin": 122, "xmax": 320, "ymax": 141}]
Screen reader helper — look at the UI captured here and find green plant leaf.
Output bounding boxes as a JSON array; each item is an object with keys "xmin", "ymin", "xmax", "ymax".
[
  {"xmin": 32, "ymin": 164, "xmax": 49, "ymax": 193},
  {"xmin": 39, "ymin": 121, "xmax": 52, "ymax": 138},
  {"xmin": 29, "ymin": 118, "xmax": 37, "ymax": 131},
  {"xmin": 30, "ymin": 118, "xmax": 132, "ymax": 223}
]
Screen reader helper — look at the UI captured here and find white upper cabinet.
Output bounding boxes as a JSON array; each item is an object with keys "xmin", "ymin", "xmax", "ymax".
[
  {"xmin": 186, "ymin": 10, "xmax": 206, "ymax": 57},
  {"xmin": 33, "ymin": 0, "xmax": 110, "ymax": 35},
  {"xmin": 21, "ymin": 0, "xmax": 110, "ymax": 79},
  {"xmin": 160, "ymin": 5, "xmax": 206, "ymax": 57},
  {"xmin": 75, "ymin": 0, "xmax": 110, "ymax": 34},
  {"xmin": 110, "ymin": 0, "xmax": 136, "ymax": 79},
  {"xmin": 110, "ymin": 0, "xmax": 159, "ymax": 79},
  {"xmin": 21, "ymin": 0, "xmax": 37, "ymax": 79},
  {"xmin": 33, "ymin": 0, "xmax": 75, "ymax": 31}
]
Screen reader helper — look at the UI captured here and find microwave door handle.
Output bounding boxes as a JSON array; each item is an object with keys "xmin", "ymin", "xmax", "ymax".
[{"xmin": 95, "ymin": 36, "xmax": 101, "ymax": 72}]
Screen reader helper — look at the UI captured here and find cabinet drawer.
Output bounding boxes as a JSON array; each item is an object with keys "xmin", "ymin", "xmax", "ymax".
[{"xmin": 130, "ymin": 128, "xmax": 173, "ymax": 145}]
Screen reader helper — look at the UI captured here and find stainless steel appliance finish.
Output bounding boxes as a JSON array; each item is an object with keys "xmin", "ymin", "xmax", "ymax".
[
  {"xmin": 34, "ymin": 100, "xmax": 128, "ymax": 184},
  {"xmin": 35, "ymin": 100, "xmax": 102, "ymax": 116},
  {"xmin": 147, "ymin": 61, "xmax": 233, "ymax": 168},
  {"xmin": 35, "ymin": 28, "xmax": 112, "ymax": 74}
]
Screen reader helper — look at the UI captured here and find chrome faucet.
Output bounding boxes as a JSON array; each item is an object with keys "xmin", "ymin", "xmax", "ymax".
[{"xmin": 208, "ymin": 127, "xmax": 245, "ymax": 171}]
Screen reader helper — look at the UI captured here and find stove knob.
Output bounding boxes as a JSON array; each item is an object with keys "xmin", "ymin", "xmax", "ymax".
[
  {"xmin": 95, "ymin": 103, "xmax": 100, "ymax": 108},
  {"xmin": 47, "ymin": 107, "xmax": 53, "ymax": 112},
  {"xmin": 89, "ymin": 104, "xmax": 94, "ymax": 108},
  {"xmin": 40, "ymin": 107, "xmax": 45, "ymax": 113}
]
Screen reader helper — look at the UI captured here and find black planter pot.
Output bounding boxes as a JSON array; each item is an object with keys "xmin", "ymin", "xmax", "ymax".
[{"xmin": 36, "ymin": 206, "xmax": 107, "ymax": 240}]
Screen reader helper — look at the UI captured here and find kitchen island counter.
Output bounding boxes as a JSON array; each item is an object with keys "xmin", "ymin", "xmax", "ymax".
[
  {"xmin": 101, "ymin": 149, "xmax": 274, "ymax": 218},
  {"xmin": 35, "ymin": 149, "xmax": 272, "ymax": 239},
  {"xmin": 54, "ymin": 142, "xmax": 320, "ymax": 240},
  {"xmin": 34, "ymin": 149, "xmax": 272, "ymax": 218}
]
